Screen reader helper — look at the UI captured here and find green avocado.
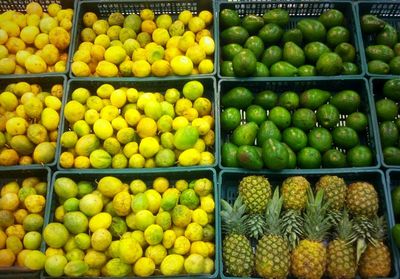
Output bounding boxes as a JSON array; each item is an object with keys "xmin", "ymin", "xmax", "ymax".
[
  {"xmin": 282, "ymin": 28, "xmax": 303, "ymax": 46},
  {"xmin": 383, "ymin": 79, "xmax": 400, "ymax": 101},
  {"xmin": 380, "ymin": 121, "xmax": 399, "ymax": 148},
  {"xmin": 368, "ymin": 60, "xmax": 390, "ymax": 75},
  {"xmin": 263, "ymin": 8, "xmax": 290, "ymax": 26},
  {"xmin": 366, "ymin": 45, "xmax": 395, "ymax": 62},
  {"xmin": 257, "ymin": 120, "xmax": 282, "ymax": 147},
  {"xmin": 389, "ymin": 56, "xmax": 400, "ymax": 75},
  {"xmin": 242, "ymin": 14, "xmax": 264, "ymax": 34},
  {"xmin": 383, "ymin": 146, "xmax": 400, "ymax": 165},
  {"xmin": 319, "ymin": 9, "xmax": 344, "ymax": 28},
  {"xmin": 283, "ymin": 42, "xmax": 305, "ymax": 67},
  {"xmin": 220, "ymin": 9, "xmax": 241, "ymax": 28},
  {"xmin": 262, "ymin": 138, "xmax": 289, "ymax": 170},
  {"xmin": 270, "ymin": 61, "xmax": 298, "ymax": 77},
  {"xmin": 299, "ymin": 89, "xmax": 331, "ymax": 110},
  {"xmin": 297, "ymin": 19, "xmax": 326, "ymax": 42},
  {"xmin": 236, "ymin": 145, "xmax": 263, "ymax": 170},
  {"xmin": 361, "ymin": 14, "xmax": 386, "ymax": 34},
  {"xmin": 222, "ymin": 43, "xmax": 243, "ymax": 61},
  {"xmin": 232, "ymin": 49, "xmax": 257, "ymax": 77},
  {"xmin": 304, "ymin": 42, "xmax": 331, "ymax": 63},
  {"xmin": 221, "ymin": 86, "xmax": 254, "ymax": 109},
  {"xmin": 298, "ymin": 65, "xmax": 316, "ymax": 76},
  {"xmin": 221, "ymin": 142, "xmax": 239, "ymax": 167},
  {"xmin": 326, "ymin": 26, "xmax": 350, "ymax": 47},
  {"xmin": 244, "ymin": 36, "xmax": 265, "ymax": 59},
  {"xmin": 376, "ymin": 24, "xmax": 398, "ymax": 48},
  {"xmin": 316, "ymin": 52, "xmax": 343, "ymax": 76},
  {"xmin": 341, "ymin": 62, "xmax": 359, "ymax": 75},
  {"xmin": 330, "ymin": 90, "xmax": 360, "ymax": 114},
  {"xmin": 258, "ymin": 23, "xmax": 284, "ymax": 44},
  {"xmin": 232, "ymin": 122, "xmax": 259, "ymax": 146},
  {"xmin": 334, "ymin": 42, "xmax": 356, "ymax": 62},
  {"xmin": 221, "ymin": 26, "xmax": 249, "ymax": 45},
  {"xmin": 261, "ymin": 46, "xmax": 282, "ymax": 67}
]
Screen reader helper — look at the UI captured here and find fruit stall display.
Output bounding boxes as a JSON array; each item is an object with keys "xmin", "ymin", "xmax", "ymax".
[
  {"xmin": 357, "ymin": 1, "xmax": 400, "ymax": 76},
  {"xmin": 0, "ymin": 76, "xmax": 66, "ymax": 167},
  {"xmin": 58, "ymin": 78, "xmax": 217, "ymax": 169},
  {"xmin": 217, "ymin": 1, "xmax": 362, "ymax": 78},
  {"xmin": 219, "ymin": 170, "xmax": 399, "ymax": 279},
  {"xmin": 39, "ymin": 169, "xmax": 217, "ymax": 278},
  {"xmin": 0, "ymin": 1, "xmax": 75, "ymax": 76},
  {"xmin": 0, "ymin": 168, "xmax": 51, "ymax": 276},
  {"xmin": 370, "ymin": 78, "xmax": 400, "ymax": 168},
  {"xmin": 219, "ymin": 79, "xmax": 379, "ymax": 170},
  {"xmin": 69, "ymin": 0, "xmax": 216, "ymax": 78}
]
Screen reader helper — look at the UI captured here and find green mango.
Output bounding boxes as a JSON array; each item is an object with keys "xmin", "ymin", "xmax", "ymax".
[
  {"xmin": 297, "ymin": 19, "xmax": 326, "ymax": 42},
  {"xmin": 232, "ymin": 122, "xmax": 258, "ymax": 146},
  {"xmin": 236, "ymin": 145, "xmax": 263, "ymax": 170},
  {"xmin": 283, "ymin": 42, "xmax": 305, "ymax": 67},
  {"xmin": 299, "ymin": 89, "xmax": 331, "ymax": 110},
  {"xmin": 270, "ymin": 61, "xmax": 298, "ymax": 77},
  {"xmin": 366, "ymin": 45, "xmax": 395, "ymax": 62}
]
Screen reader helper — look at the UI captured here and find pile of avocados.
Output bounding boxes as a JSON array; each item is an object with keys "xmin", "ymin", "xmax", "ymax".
[
  {"xmin": 376, "ymin": 79, "xmax": 400, "ymax": 165},
  {"xmin": 219, "ymin": 7, "xmax": 359, "ymax": 77},
  {"xmin": 220, "ymin": 86, "xmax": 374, "ymax": 170},
  {"xmin": 361, "ymin": 14, "xmax": 400, "ymax": 75}
]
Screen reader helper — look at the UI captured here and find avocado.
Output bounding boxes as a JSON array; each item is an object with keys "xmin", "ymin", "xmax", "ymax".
[
  {"xmin": 366, "ymin": 45, "xmax": 395, "ymax": 62},
  {"xmin": 270, "ymin": 61, "xmax": 298, "ymax": 77},
  {"xmin": 368, "ymin": 60, "xmax": 390, "ymax": 75},
  {"xmin": 258, "ymin": 23, "xmax": 284, "ymax": 45},
  {"xmin": 283, "ymin": 42, "xmax": 305, "ymax": 67},
  {"xmin": 282, "ymin": 143, "xmax": 297, "ymax": 169},
  {"xmin": 254, "ymin": 90, "xmax": 278, "ymax": 109},
  {"xmin": 254, "ymin": 62, "xmax": 270, "ymax": 77},
  {"xmin": 236, "ymin": 145, "xmax": 263, "ymax": 170},
  {"xmin": 220, "ymin": 9, "xmax": 241, "ymax": 28},
  {"xmin": 383, "ymin": 146, "xmax": 400, "ymax": 165},
  {"xmin": 383, "ymin": 79, "xmax": 400, "ymax": 101},
  {"xmin": 326, "ymin": 26, "xmax": 350, "ymax": 47},
  {"xmin": 257, "ymin": 120, "xmax": 282, "ymax": 146},
  {"xmin": 261, "ymin": 46, "xmax": 282, "ymax": 67},
  {"xmin": 220, "ymin": 61, "xmax": 235, "ymax": 77},
  {"xmin": 221, "ymin": 142, "xmax": 239, "ymax": 167},
  {"xmin": 380, "ymin": 121, "xmax": 399, "ymax": 148},
  {"xmin": 330, "ymin": 90, "xmax": 360, "ymax": 114},
  {"xmin": 221, "ymin": 86, "xmax": 254, "ymax": 109},
  {"xmin": 222, "ymin": 43, "xmax": 243, "ymax": 61},
  {"xmin": 319, "ymin": 9, "xmax": 344, "ymax": 28},
  {"xmin": 334, "ymin": 42, "xmax": 356, "ymax": 62},
  {"xmin": 316, "ymin": 52, "xmax": 343, "ymax": 76},
  {"xmin": 262, "ymin": 138, "xmax": 289, "ymax": 170},
  {"xmin": 244, "ymin": 36, "xmax": 265, "ymax": 59},
  {"xmin": 232, "ymin": 49, "xmax": 257, "ymax": 77},
  {"xmin": 282, "ymin": 28, "xmax": 303, "ymax": 46},
  {"xmin": 232, "ymin": 122, "xmax": 258, "ymax": 146},
  {"xmin": 316, "ymin": 104, "xmax": 340, "ymax": 128},
  {"xmin": 297, "ymin": 19, "xmax": 326, "ymax": 42},
  {"xmin": 389, "ymin": 56, "xmax": 400, "ymax": 75},
  {"xmin": 394, "ymin": 43, "xmax": 400, "ymax": 56},
  {"xmin": 221, "ymin": 26, "xmax": 249, "ymax": 45},
  {"xmin": 299, "ymin": 89, "xmax": 331, "ymax": 110},
  {"xmin": 376, "ymin": 24, "xmax": 398, "ymax": 48},
  {"xmin": 242, "ymin": 14, "xmax": 264, "ymax": 34},
  {"xmin": 298, "ymin": 65, "xmax": 317, "ymax": 76},
  {"xmin": 304, "ymin": 42, "xmax": 331, "ymax": 63},
  {"xmin": 263, "ymin": 8, "xmax": 290, "ymax": 26},
  {"xmin": 361, "ymin": 14, "xmax": 386, "ymax": 34},
  {"xmin": 341, "ymin": 62, "xmax": 359, "ymax": 75}
]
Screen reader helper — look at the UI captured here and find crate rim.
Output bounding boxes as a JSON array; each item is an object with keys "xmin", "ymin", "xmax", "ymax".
[
  {"xmin": 216, "ymin": 0, "xmax": 365, "ymax": 79},
  {"xmin": 42, "ymin": 167, "xmax": 219, "ymax": 279},
  {"xmin": 68, "ymin": 0, "xmax": 217, "ymax": 79},
  {"xmin": 217, "ymin": 77, "xmax": 381, "ymax": 171}
]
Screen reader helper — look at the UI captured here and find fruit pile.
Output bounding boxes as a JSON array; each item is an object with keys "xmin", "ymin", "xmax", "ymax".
[
  {"xmin": 0, "ymin": 2, "xmax": 73, "ymax": 75},
  {"xmin": 60, "ymin": 80, "xmax": 214, "ymax": 169},
  {"xmin": 361, "ymin": 14, "xmax": 400, "ymax": 75},
  {"xmin": 0, "ymin": 177, "xmax": 47, "ymax": 269},
  {"xmin": 0, "ymin": 80, "xmax": 63, "ymax": 166},
  {"xmin": 374, "ymin": 79, "xmax": 400, "ymax": 165},
  {"xmin": 221, "ymin": 86, "xmax": 373, "ymax": 170},
  {"xmin": 222, "ymin": 175, "xmax": 392, "ymax": 279},
  {"xmin": 219, "ymin": 7, "xmax": 358, "ymax": 77},
  {"xmin": 71, "ymin": 8, "xmax": 215, "ymax": 77},
  {"xmin": 30, "ymin": 175, "xmax": 215, "ymax": 277}
]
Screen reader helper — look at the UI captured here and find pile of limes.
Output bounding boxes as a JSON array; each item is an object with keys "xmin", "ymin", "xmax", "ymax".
[
  {"xmin": 71, "ymin": 8, "xmax": 215, "ymax": 77},
  {"xmin": 32, "ymin": 175, "xmax": 215, "ymax": 277},
  {"xmin": 0, "ymin": 81, "xmax": 63, "ymax": 166},
  {"xmin": 0, "ymin": 177, "xmax": 47, "ymax": 269},
  {"xmin": 59, "ymin": 80, "xmax": 215, "ymax": 169},
  {"xmin": 0, "ymin": 2, "xmax": 73, "ymax": 74}
]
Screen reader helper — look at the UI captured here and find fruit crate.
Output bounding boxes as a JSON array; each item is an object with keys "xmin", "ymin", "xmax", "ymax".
[
  {"xmin": 0, "ymin": 167, "xmax": 51, "ymax": 279},
  {"xmin": 0, "ymin": 75, "xmax": 67, "ymax": 169},
  {"xmin": 356, "ymin": 1, "xmax": 400, "ymax": 77},
  {"xmin": 218, "ymin": 78, "xmax": 380, "ymax": 171},
  {"xmin": 41, "ymin": 167, "xmax": 219, "ymax": 279},
  {"xmin": 69, "ymin": 0, "xmax": 216, "ymax": 79},
  {"xmin": 216, "ymin": 0, "xmax": 364, "ymax": 79},
  {"xmin": 218, "ymin": 169, "xmax": 400, "ymax": 279},
  {"xmin": 56, "ymin": 76, "xmax": 218, "ymax": 170},
  {"xmin": 387, "ymin": 169, "xmax": 400, "ymax": 273},
  {"xmin": 0, "ymin": 0, "xmax": 76, "ymax": 78},
  {"xmin": 369, "ymin": 77, "xmax": 400, "ymax": 169}
]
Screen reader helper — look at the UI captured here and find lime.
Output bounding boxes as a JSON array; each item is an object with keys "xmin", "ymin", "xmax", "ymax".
[
  {"xmin": 23, "ymin": 231, "xmax": 41, "ymax": 250},
  {"xmin": 63, "ymin": 197, "xmax": 80, "ymax": 212},
  {"xmin": 79, "ymin": 193, "xmax": 103, "ymax": 216},
  {"xmin": 74, "ymin": 233, "xmax": 91, "ymax": 250},
  {"xmin": 180, "ymin": 189, "xmax": 200, "ymax": 210},
  {"xmin": 297, "ymin": 147, "xmax": 321, "ymax": 169},
  {"xmin": 63, "ymin": 212, "xmax": 88, "ymax": 234}
]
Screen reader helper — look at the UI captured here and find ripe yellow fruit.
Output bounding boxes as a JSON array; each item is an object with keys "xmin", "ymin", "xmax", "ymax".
[
  {"xmin": 20, "ymin": 26, "xmax": 40, "ymax": 44},
  {"xmin": 25, "ymin": 55, "xmax": 47, "ymax": 73},
  {"xmin": 96, "ymin": 61, "xmax": 118, "ymax": 77},
  {"xmin": 49, "ymin": 27, "xmax": 70, "ymax": 50},
  {"xmin": 132, "ymin": 60, "xmax": 151, "ymax": 77},
  {"xmin": 171, "ymin": 55, "xmax": 193, "ymax": 76},
  {"xmin": 71, "ymin": 61, "xmax": 91, "ymax": 77}
]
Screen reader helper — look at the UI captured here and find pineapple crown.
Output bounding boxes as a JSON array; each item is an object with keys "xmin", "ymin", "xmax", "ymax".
[
  {"xmin": 264, "ymin": 187, "xmax": 284, "ymax": 236},
  {"xmin": 281, "ymin": 210, "xmax": 303, "ymax": 251},
  {"xmin": 246, "ymin": 214, "xmax": 266, "ymax": 240},
  {"xmin": 221, "ymin": 196, "xmax": 249, "ymax": 236},
  {"xmin": 335, "ymin": 209, "xmax": 357, "ymax": 244},
  {"xmin": 302, "ymin": 188, "xmax": 331, "ymax": 242}
]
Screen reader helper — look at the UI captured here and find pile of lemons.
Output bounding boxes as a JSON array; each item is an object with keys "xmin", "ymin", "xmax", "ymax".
[
  {"xmin": 0, "ymin": 2, "xmax": 73, "ymax": 74},
  {"xmin": 29, "ymin": 175, "xmax": 215, "ymax": 277},
  {"xmin": 71, "ymin": 8, "xmax": 215, "ymax": 77},
  {"xmin": 0, "ymin": 81, "xmax": 63, "ymax": 166}
]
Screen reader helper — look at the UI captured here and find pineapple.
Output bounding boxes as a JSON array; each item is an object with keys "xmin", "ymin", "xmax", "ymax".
[
  {"xmin": 221, "ymin": 197, "xmax": 254, "ymax": 277},
  {"xmin": 291, "ymin": 189, "xmax": 331, "ymax": 279},
  {"xmin": 315, "ymin": 175, "xmax": 347, "ymax": 211},
  {"xmin": 281, "ymin": 209, "xmax": 303, "ymax": 250},
  {"xmin": 255, "ymin": 187, "xmax": 290, "ymax": 279},
  {"xmin": 239, "ymin": 175, "xmax": 272, "ymax": 214},
  {"xmin": 281, "ymin": 176, "xmax": 310, "ymax": 211},
  {"xmin": 327, "ymin": 210, "xmax": 357, "ymax": 279},
  {"xmin": 246, "ymin": 214, "xmax": 266, "ymax": 240},
  {"xmin": 346, "ymin": 182, "xmax": 378, "ymax": 218},
  {"xmin": 358, "ymin": 216, "xmax": 391, "ymax": 278}
]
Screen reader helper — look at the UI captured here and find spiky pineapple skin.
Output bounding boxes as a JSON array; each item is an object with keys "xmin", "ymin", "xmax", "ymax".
[
  {"xmin": 239, "ymin": 176, "xmax": 272, "ymax": 214},
  {"xmin": 223, "ymin": 234, "xmax": 254, "ymax": 277},
  {"xmin": 346, "ymin": 182, "xmax": 378, "ymax": 218},
  {"xmin": 291, "ymin": 239, "xmax": 326, "ymax": 279},
  {"xmin": 281, "ymin": 176, "xmax": 310, "ymax": 211},
  {"xmin": 327, "ymin": 239, "xmax": 357, "ymax": 279},
  {"xmin": 359, "ymin": 242, "xmax": 391, "ymax": 278},
  {"xmin": 255, "ymin": 235, "xmax": 290, "ymax": 279},
  {"xmin": 315, "ymin": 175, "xmax": 347, "ymax": 211}
]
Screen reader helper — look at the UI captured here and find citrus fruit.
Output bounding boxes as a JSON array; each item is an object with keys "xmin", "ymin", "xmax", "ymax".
[{"xmin": 171, "ymin": 55, "xmax": 193, "ymax": 75}]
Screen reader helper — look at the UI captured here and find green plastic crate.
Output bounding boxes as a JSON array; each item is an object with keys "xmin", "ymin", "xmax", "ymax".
[
  {"xmin": 218, "ymin": 169, "xmax": 399, "ymax": 279},
  {"xmin": 0, "ymin": 0, "xmax": 76, "ymax": 78},
  {"xmin": 41, "ymin": 167, "xmax": 219, "ymax": 279},
  {"xmin": 0, "ymin": 75, "xmax": 67, "ymax": 169},
  {"xmin": 216, "ymin": 0, "xmax": 364, "ymax": 79},
  {"xmin": 0, "ymin": 167, "xmax": 51, "ymax": 279},
  {"xmin": 356, "ymin": 1, "xmax": 400, "ymax": 77},
  {"xmin": 56, "ymin": 76, "xmax": 218, "ymax": 170},
  {"xmin": 69, "ymin": 0, "xmax": 216, "ymax": 79},
  {"xmin": 369, "ymin": 77, "xmax": 400, "ymax": 169},
  {"xmin": 218, "ymin": 77, "xmax": 380, "ymax": 171},
  {"xmin": 386, "ymin": 169, "xmax": 400, "ymax": 274}
]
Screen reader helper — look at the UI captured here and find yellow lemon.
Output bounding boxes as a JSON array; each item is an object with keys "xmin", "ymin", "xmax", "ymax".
[
  {"xmin": 186, "ymin": 44, "xmax": 206, "ymax": 65},
  {"xmin": 132, "ymin": 60, "xmax": 151, "ymax": 77},
  {"xmin": 198, "ymin": 59, "xmax": 214, "ymax": 74},
  {"xmin": 152, "ymin": 28, "xmax": 170, "ymax": 46},
  {"xmin": 178, "ymin": 10, "xmax": 193, "ymax": 25},
  {"xmin": 199, "ymin": 11, "xmax": 213, "ymax": 26},
  {"xmin": 171, "ymin": 55, "xmax": 193, "ymax": 76},
  {"xmin": 151, "ymin": 59, "xmax": 170, "ymax": 77},
  {"xmin": 199, "ymin": 36, "xmax": 215, "ymax": 55},
  {"xmin": 89, "ymin": 212, "xmax": 112, "ymax": 232}
]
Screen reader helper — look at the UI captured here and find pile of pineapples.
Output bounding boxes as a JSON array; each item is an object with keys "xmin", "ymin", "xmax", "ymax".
[{"xmin": 221, "ymin": 175, "xmax": 392, "ymax": 279}]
